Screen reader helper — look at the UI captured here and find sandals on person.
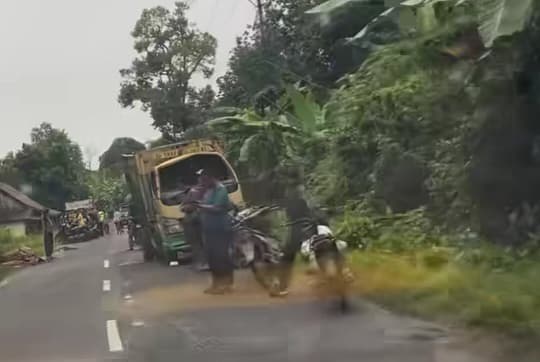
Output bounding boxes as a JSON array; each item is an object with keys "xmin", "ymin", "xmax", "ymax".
[{"xmin": 204, "ymin": 285, "xmax": 233, "ymax": 295}]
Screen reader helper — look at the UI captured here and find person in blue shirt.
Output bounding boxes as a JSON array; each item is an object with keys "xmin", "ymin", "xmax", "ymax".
[{"xmin": 192, "ymin": 168, "xmax": 234, "ymax": 294}]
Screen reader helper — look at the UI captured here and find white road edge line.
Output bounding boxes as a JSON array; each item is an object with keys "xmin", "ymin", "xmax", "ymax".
[
  {"xmin": 103, "ymin": 280, "xmax": 111, "ymax": 292},
  {"xmin": 106, "ymin": 320, "xmax": 124, "ymax": 352},
  {"xmin": 0, "ymin": 278, "xmax": 9, "ymax": 288},
  {"xmin": 104, "ymin": 259, "xmax": 110, "ymax": 268}
]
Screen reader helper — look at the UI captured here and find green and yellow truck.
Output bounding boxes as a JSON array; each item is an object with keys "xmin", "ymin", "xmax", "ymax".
[{"xmin": 123, "ymin": 139, "xmax": 244, "ymax": 263}]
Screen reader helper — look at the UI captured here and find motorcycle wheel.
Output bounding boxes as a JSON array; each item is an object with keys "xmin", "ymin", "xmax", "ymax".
[
  {"xmin": 318, "ymin": 257, "xmax": 350, "ymax": 313},
  {"xmin": 250, "ymin": 261, "xmax": 272, "ymax": 290}
]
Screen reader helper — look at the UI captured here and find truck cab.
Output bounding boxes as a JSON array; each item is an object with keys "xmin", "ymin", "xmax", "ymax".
[{"xmin": 124, "ymin": 140, "xmax": 244, "ymax": 263}]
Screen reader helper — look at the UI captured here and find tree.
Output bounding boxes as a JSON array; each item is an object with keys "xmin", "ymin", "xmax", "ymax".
[
  {"xmin": 217, "ymin": 28, "xmax": 285, "ymax": 108},
  {"xmin": 99, "ymin": 137, "xmax": 146, "ymax": 172},
  {"xmin": 119, "ymin": 1, "xmax": 217, "ymax": 139},
  {"xmin": 218, "ymin": 0, "xmax": 339, "ymax": 107},
  {"xmin": 0, "ymin": 152, "xmax": 23, "ymax": 187},
  {"xmin": 7, "ymin": 123, "xmax": 88, "ymax": 209},
  {"xmin": 87, "ymin": 171, "xmax": 127, "ymax": 213}
]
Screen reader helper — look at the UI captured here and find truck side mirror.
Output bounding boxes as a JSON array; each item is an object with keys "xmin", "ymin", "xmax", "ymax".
[{"xmin": 224, "ymin": 180, "xmax": 239, "ymax": 193}]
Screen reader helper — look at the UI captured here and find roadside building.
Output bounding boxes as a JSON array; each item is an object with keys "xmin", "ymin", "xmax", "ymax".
[{"xmin": 0, "ymin": 182, "xmax": 59, "ymax": 236}]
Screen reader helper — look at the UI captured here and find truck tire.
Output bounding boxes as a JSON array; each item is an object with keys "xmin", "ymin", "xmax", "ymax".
[
  {"xmin": 158, "ymin": 250, "xmax": 176, "ymax": 265},
  {"xmin": 143, "ymin": 241, "xmax": 155, "ymax": 262},
  {"xmin": 141, "ymin": 230, "xmax": 155, "ymax": 262}
]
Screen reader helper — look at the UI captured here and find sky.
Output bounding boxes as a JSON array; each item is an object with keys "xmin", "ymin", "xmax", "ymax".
[{"xmin": 0, "ymin": 0, "xmax": 255, "ymax": 168}]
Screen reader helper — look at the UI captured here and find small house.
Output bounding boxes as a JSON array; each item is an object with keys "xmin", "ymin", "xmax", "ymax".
[{"xmin": 0, "ymin": 182, "xmax": 47, "ymax": 236}]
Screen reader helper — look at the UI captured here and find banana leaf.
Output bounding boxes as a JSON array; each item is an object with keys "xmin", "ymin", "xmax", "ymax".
[{"xmin": 476, "ymin": 0, "xmax": 533, "ymax": 47}]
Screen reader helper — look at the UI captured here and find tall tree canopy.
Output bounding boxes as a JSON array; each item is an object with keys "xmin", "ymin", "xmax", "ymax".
[
  {"xmin": 87, "ymin": 171, "xmax": 127, "ymax": 214},
  {"xmin": 99, "ymin": 137, "xmax": 146, "ymax": 172},
  {"xmin": 217, "ymin": 0, "xmax": 369, "ymax": 107},
  {"xmin": 0, "ymin": 123, "xmax": 88, "ymax": 210},
  {"xmin": 119, "ymin": 1, "xmax": 217, "ymax": 139}
]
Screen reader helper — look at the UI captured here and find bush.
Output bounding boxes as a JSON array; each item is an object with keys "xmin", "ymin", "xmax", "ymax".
[{"xmin": 334, "ymin": 204, "xmax": 445, "ymax": 252}]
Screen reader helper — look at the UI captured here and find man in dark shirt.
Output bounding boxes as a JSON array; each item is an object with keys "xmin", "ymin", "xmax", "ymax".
[
  {"xmin": 42, "ymin": 210, "xmax": 54, "ymax": 260},
  {"xmin": 195, "ymin": 168, "xmax": 234, "ymax": 294},
  {"xmin": 273, "ymin": 184, "xmax": 313, "ymax": 297}
]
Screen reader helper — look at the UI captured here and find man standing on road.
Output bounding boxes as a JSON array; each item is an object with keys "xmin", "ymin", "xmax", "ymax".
[
  {"xmin": 273, "ymin": 177, "xmax": 313, "ymax": 297},
  {"xmin": 113, "ymin": 210, "xmax": 122, "ymax": 234},
  {"xmin": 182, "ymin": 171, "xmax": 208, "ymax": 271},
  {"xmin": 42, "ymin": 210, "xmax": 54, "ymax": 260},
  {"xmin": 194, "ymin": 169, "xmax": 234, "ymax": 294},
  {"xmin": 97, "ymin": 210, "xmax": 106, "ymax": 236}
]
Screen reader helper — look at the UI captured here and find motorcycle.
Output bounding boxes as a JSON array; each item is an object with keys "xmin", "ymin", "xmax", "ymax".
[
  {"xmin": 231, "ymin": 206, "xmax": 283, "ymax": 291},
  {"xmin": 298, "ymin": 217, "xmax": 354, "ymax": 312},
  {"xmin": 127, "ymin": 219, "xmax": 142, "ymax": 250}
]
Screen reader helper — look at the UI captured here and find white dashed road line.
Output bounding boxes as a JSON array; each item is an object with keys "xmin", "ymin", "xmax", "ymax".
[
  {"xmin": 104, "ymin": 259, "xmax": 110, "ymax": 269},
  {"xmin": 131, "ymin": 320, "xmax": 145, "ymax": 327},
  {"xmin": 103, "ymin": 280, "xmax": 111, "ymax": 292},
  {"xmin": 106, "ymin": 320, "xmax": 124, "ymax": 352},
  {"xmin": 0, "ymin": 278, "xmax": 9, "ymax": 289}
]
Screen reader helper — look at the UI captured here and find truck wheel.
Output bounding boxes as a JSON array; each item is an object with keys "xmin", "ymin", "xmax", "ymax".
[
  {"xmin": 158, "ymin": 250, "xmax": 176, "ymax": 265},
  {"xmin": 141, "ymin": 231, "xmax": 155, "ymax": 262},
  {"xmin": 143, "ymin": 242, "xmax": 155, "ymax": 262}
]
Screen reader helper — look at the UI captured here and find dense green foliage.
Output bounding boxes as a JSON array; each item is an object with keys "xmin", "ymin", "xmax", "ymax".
[
  {"xmin": 214, "ymin": 0, "xmax": 540, "ymax": 249},
  {"xmin": 0, "ymin": 123, "xmax": 88, "ymax": 210},
  {"xmin": 217, "ymin": 0, "xmax": 373, "ymax": 107},
  {"xmin": 86, "ymin": 171, "xmax": 127, "ymax": 214}
]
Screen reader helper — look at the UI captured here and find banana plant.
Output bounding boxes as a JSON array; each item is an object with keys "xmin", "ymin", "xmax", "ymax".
[
  {"xmin": 208, "ymin": 85, "xmax": 331, "ymax": 177},
  {"xmin": 208, "ymin": 109, "xmax": 301, "ymax": 177},
  {"xmin": 284, "ymin": 84, "xmax": 328, "ymax": 135},
  {"xmin": 475, "ymin": 0, "xmax": 534, "ymax": 47},
  {"xmin": 307, "ymin": 0, "xmax": 534, "ymax": 48}
]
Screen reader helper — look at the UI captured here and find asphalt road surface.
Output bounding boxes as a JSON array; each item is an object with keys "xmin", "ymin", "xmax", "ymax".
[{"xmin": 0, "ymin": 231, "xmax": 492, "ymax": 362}]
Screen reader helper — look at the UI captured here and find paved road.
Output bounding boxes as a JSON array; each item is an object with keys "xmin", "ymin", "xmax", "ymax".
[{"xmin": 0, "ymin": 232, "xmax": 490, "ymax": 362}]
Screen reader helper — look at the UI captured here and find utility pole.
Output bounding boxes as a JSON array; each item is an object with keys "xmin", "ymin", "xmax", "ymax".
[
  {"xmin": 248, "ymin": 0, "xmax": 266, "ymax": 45},
  {"xmin": 257, "ymin": 0, "xmax": 265, "ymax": 44}
]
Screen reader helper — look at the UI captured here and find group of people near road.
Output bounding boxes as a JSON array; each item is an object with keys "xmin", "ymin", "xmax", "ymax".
[
  {"xmin": 63, "ymin": 208, "xmax": 105, "ymax": 233},
  {"xmin": 182, "ymin": 168, "xmax": 311, "ymax": 296}
]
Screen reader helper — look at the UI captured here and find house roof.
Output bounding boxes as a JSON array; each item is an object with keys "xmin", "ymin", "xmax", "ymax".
[{"xmin": 0, "ymin": 182, "xmax": 46, "ymax": 212}]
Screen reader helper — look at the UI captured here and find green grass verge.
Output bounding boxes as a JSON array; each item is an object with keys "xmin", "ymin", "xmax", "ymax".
[
  {"xmin": 0, "ymin": 229, "xmax": 44, "ymax": 259},
  {"xmin": 349, "ymin": 249, "xmax": 540, "ymax": 338},
  {"xmin": 0, "ymin": 230, "xmax": 44, "ymax": 282}
]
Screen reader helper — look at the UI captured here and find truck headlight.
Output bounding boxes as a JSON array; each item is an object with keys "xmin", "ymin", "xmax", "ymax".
[{"xmin": 161, "ymin": 218, "xmax": 183, "ymax": 235}]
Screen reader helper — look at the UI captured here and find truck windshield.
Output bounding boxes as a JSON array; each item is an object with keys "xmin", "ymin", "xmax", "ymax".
[{"xmin": 158, "ymin": 154, "xmax": 235, "ymax": 205}]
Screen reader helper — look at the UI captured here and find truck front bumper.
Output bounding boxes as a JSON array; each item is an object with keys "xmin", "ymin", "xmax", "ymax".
[{"xmin": 162, "ymin": 234, "xmax": 192, "ymax": 261}]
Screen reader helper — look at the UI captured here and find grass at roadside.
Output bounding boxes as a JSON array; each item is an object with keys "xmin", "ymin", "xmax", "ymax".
[
  {"xmin": 348, "ymin": 249, "xmax": 540, "ymax": 338},
  {"xmin": 0, "ymin": 229, "xmax": 44, "ymax": 259}
]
